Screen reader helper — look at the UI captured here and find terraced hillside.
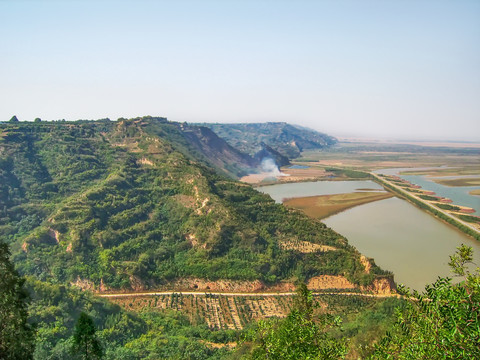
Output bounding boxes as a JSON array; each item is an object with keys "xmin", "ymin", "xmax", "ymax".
[
  {"xmin": 0, "ymin": 117, "xmax": 390, "ymax": 293},
  {"xmin": 104, "ymin": 291, "xmax": 396, "ymax": 330},
  {"xmin": 108, "ymin": 293, "xmax": 293, "ymax": 330}
]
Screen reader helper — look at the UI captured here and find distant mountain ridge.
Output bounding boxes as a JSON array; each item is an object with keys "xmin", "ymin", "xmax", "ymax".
[{"xmin": 196, "ymin": 122, "xmax": 337, "ymax": 159}]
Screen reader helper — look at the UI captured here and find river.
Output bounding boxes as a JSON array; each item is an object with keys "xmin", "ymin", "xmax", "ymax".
[{"xmin": 259, "ymin": 180, "xmax": 480, "ymax": 291}]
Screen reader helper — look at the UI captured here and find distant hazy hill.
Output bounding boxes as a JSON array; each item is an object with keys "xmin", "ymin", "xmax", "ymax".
[
  {"xmin": 197, "ymin": 122, "xmax": 337, "ymax": 159},
  {"xmin": 0, "ymin": 117, "xmax": 385, "ymax": 292}
]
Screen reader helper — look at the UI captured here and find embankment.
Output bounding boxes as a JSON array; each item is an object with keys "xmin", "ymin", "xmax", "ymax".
[{"xmin": 372, "ymin": 173, "xmax": 480, "ymax": 241}]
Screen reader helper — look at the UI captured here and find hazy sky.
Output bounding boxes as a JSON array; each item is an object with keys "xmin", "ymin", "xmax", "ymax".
[{"xmin": 1, "ymin": 0, "xmax": 479, "ymax": 141}]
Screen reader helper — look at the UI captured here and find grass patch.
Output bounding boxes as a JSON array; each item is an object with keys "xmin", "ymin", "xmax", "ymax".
[
  {"xmin": 432, "ymin": 178, "xmax": 480, "ymax": 187},
  {"xmin": 284, "ymin": 192, "xmax": 393, "ymax": 219}
]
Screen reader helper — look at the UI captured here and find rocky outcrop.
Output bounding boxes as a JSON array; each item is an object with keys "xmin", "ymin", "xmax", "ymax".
[
  {"xmin": 171, "ymin": 278, "xmax": 266, "ymax": 292},
  {"xmin": 360, "ymin": 255, "xmax": 372, "ymax": 274},
  {"xmin": 71, "ymin": 277, "xmax": 96, "ymax": 291},
  {"xmin": 362, "ymin": 277, "xmax": 396, "ymax": 295}
]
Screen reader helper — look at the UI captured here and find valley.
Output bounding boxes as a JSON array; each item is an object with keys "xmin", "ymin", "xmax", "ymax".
[{"xmin": 1, "ymin": 118, "xmax": 479, "ymax": 359}]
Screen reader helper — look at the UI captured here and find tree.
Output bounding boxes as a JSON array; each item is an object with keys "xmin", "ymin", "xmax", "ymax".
[
  {"xmin": 0, "ymin": 241, "xmax": 35, "ymax": 359},
  {"xmin": 9, "ymin": 115, "xmax": 19, "ymax": 122},
  {"xmin": 243, "ymin": 283, "xmax": 347, "ymax": 359},
  {"xmin": 370, "ymin": 245, "xmax": 480, "ymax": 359},
  {"xmin": 72, "ymin": 312, "xmax": 103, "ymax": 360},
  {"xmin": 34, "ymin": 118, "xmax": 41, "ymax": 123}
]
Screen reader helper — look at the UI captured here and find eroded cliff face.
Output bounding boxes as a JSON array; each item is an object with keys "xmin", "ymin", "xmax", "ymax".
[
  {"xmin": 307, "ymin": 275, "xmax": 356, "ymax": 290},
  {"xmin": 362, "ymin": 277, "xmax": 396, "ymax": 295},
  {"xmin": 86, "ymin": 275, "xmax": 395, "ymax": 294}
]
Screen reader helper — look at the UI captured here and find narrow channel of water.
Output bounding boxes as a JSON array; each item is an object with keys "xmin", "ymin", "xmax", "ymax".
[{"xmin": 259, "ymin": 180, "xmax": 480, "ymax": 291}]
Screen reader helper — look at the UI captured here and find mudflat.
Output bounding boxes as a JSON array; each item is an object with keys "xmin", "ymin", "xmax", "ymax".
[{"xmin": 284, "ymin": 192, "xmax": 393, "ymax": 219}]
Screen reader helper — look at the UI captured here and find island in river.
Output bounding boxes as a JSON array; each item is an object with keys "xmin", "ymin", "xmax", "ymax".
[{"xmin": 284, "ymin": 191, "xmax": 393, "ymax": 219}]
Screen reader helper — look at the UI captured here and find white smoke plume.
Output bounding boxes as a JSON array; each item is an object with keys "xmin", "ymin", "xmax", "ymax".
[{"xmin": 260, "ymin": 158, "xmax": 288, "ymax": 177}]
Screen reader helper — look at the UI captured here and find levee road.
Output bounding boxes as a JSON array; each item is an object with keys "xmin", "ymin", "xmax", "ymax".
[{"xmin": 370, "ymin": 172, "xmax": 480, "ymax": 237}]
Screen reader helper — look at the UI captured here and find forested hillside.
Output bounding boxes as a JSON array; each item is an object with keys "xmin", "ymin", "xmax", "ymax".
[
  {"xmin": 198, "ymin": 122, "xmax": 337, "ymax": 159},
  {"xmin": 0, "ymin": 117, "xmax": 385, "ymax": 293}
]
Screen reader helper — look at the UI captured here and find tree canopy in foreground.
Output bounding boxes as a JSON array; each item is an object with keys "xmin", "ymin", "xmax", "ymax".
[
  {"xmin": 371, "ymin": 244, "xmax": 480, "ymax": 359},
  {"xmin": 0, "ymin": 241, "xmax": 35, "ymax": 360}
]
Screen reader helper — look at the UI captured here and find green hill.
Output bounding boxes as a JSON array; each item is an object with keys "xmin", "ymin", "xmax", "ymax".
[{"xmin": 1, "ymin": 117, "xmax": 385, "ymax": 293}]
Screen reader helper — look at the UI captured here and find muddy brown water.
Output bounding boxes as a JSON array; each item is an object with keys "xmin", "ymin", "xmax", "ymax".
[{"xmin": 259, "ymin": 180, "xmax": 480, "ymax": 291}]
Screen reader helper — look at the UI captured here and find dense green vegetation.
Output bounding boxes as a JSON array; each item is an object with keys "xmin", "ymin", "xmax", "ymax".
[
  {"xmin": 371, "ymin": 245, "xmax": 480, "ymax": 359},
  {"xmin": 198, "ymin": 122, "xmax": 337, "ymax": 159},
  {"xmin": 0, "ymin": 118, "xmax": 380, "ymax": 291},
  {"xmin": 458, "ymin": 214, "xmax": 480, "ymax": 224},
  {"xmin": 4, "ymin": 118, "xmax": 478, "ymax": 358},
  {"xmin": 0, "ymin": 241, "xmax": 35, "ymax": 359},
  {"xmin": 418, "ymin": 194, "xmax": 438, "ymax": 201},
  {"xmin": 23, "ymin": 276, "xmax": 234, "ymax": 359},
  {"xmin": 239, "ymin": 284, "xmax": 347, "ymax": 359},
  {"xmin": 435, "ymin": 203, "xmax": 461, "ymax": 211},
  {"xmin": 72, "ymin": 313, "xmax": 103, "ymax": 359},
  {"xmin": 238, "ymin": 246, "xmax": 480, "ymax": 360},
  {"xmin": 5, "ymin": 239, "xmax": 476, "ymax": 359}
]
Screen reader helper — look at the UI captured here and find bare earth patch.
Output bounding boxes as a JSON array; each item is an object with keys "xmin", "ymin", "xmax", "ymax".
[
  {"xmin": 360, "ymin": 255, "xmax": 372, "ymax": 274},
  {"xmin": 470, "ymin": 189, "xmax": 480, "ymax": 196},
  {"xmin": 240, "ymin": 167, "xmax": 331, "ymax": 184},
  {"xmin": 279, "ymin": 239, "xmax": 336, "ymax": 253},
  {"xmin": 307, "ymin": 275, "xmax": 356, "ymax": 290},
  {"xmin": 282, "ymin": 166, "xmax": 329, "ymax": 179},
  {"xmin": 172, "ymin": 278, "xmax": 266, "ymax": 292},
  {"xmin": 240, "ymin": 172, "xmax": 280, "ymax": 184}
]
